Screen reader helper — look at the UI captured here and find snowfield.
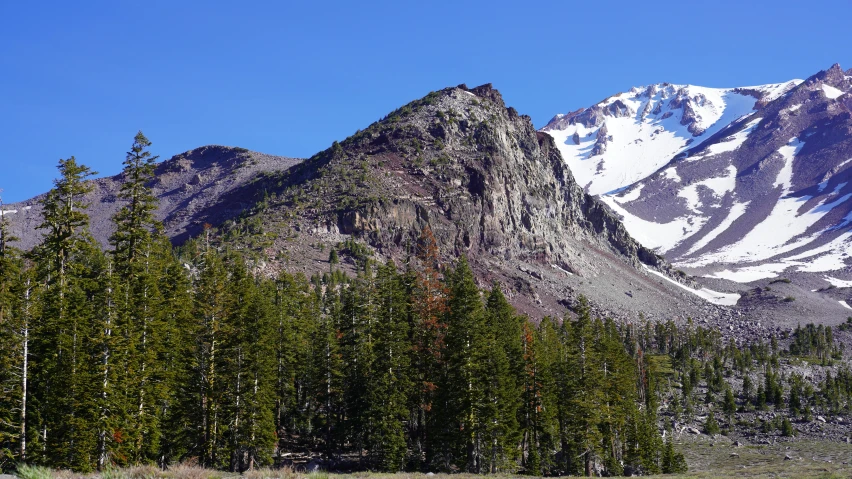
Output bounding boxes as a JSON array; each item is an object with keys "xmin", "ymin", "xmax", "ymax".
[
  {"xmin": 544, "ymin": 82, "xmax": 800, "ymax": 195},
  {"xmin": 545, "ymin": 71, "xmax": 852, "ymax": 285}
]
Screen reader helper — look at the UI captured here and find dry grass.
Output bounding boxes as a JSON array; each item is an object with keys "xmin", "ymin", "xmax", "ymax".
[{"xmin": 12, "ymin": 441, "xmax": 852, "ymax": 478}]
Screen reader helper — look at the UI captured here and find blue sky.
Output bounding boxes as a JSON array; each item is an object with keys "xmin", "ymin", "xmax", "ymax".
[{"xmin": 2, "ymin": 0, "xmax": 851, "ymax": 202}]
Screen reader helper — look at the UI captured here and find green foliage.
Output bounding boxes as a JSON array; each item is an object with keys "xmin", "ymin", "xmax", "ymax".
[
  {"xmin": 781, "ymin": 417, "xmax": 795, "ymax": 436},
  {"xmin": 15, "ymin": 464, "xmax": 53, "ymax": 479},
  {"xmin": 703, "ymin": 411, "xmax": 720, "ymax": 435}
]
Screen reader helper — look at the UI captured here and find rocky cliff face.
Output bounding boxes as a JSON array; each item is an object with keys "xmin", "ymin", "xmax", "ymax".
[
  {"xmin": 294, "ymin": 84, "xmax": 663, "ymax": 269},
  {"xmin": 227, "ymin": 84, "xmax": 740, "ymax": 321}
]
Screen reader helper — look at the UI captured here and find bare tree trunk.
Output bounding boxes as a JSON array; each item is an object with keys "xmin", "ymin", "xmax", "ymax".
[{"xmin": 21, "ymin": 279, "xmax": 31, "ymax": 461}]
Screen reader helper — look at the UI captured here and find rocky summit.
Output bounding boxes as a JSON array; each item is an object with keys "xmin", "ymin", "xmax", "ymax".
[{"xmin": 4, "ymin": 83, "xmax": 750, "ymax": 329}]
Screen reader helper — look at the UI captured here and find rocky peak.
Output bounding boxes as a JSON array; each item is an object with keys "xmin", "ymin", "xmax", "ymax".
[
  {"xmin": 463, "ymin": 82, "xmax": 505, "ymax": 105},
  {"xmin": 235, "ymin": 83, "xmax": 679, "ymax": 317}
]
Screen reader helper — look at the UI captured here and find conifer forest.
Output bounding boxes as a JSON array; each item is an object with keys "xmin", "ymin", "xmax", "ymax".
[{"xmin": 2, "ymin": 134, "xmax": 852, "ymax": 477}]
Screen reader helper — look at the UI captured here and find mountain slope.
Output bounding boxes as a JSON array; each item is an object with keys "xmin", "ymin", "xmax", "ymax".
[
  {"xmin": 588, "ymin": 64, "xmax": 852, "ymax": 284},
  {"xmin": 210, "ymin": 84, "xmax": 748, "ymax": 321},
  {"xmin": 1, "ymin": 145, "xmax": 301, "ymax": 250},
  {"xmin": 542, "ymin": 80, "xmax": 801, "ymax": 195},
  {"xmin": 4, "ymin": 84, "xmax": 757, "ymax": 327}
]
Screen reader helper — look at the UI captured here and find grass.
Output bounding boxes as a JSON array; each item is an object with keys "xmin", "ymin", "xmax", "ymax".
[{"xmin": 11, "ymin": 440, "xmax": 852, "ymax": 478}]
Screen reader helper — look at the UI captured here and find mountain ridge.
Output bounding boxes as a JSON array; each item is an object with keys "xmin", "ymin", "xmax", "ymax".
[
  {"xmin": 538, "ymin": 63, "xmax": 852, "ymax": 324},
  {"xmin": 3, "ymin": 83, "xmax": 750, "ymax": 327}
]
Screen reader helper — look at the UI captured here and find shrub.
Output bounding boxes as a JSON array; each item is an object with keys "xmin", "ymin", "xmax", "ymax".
[
  {"xmin": 16, "ymin": 464, "xmax": 54, "ymax": 479},
  {"xmin": 781, "ymin": 417, "xmax": 795, "ymax": 437},
  {"xmin": 704, "ymin": 411, "xmax": 721, "ymax": 435}
]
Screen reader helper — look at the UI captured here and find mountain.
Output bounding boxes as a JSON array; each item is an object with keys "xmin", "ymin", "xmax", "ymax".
[
  {"xmin": 543, "ymin": 64, "xmax": 852, "ymax": 290},
  {"xmin": 209, "ymin": 83, "xmax": 738, "ymax": 321},
  {"xmin": 542, "ymin": 80, "xmax": 801, "ymax": 196},
  {"xmin": 1, "ymin": 145, "xmax": 301, "ymax": 250},
  {"xmin": 3, "ymin": 84, "xmax": 747, "ymax": 327}
]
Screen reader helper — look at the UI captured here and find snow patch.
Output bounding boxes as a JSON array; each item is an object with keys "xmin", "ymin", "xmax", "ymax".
[
  {"xmin": 822, "ymin": 84, "xmax": 845, "ymax": 100},
  {"xmin": 677, "ymin": 165, "xmax": 737, "ymax": 213},
  {"xmin": 707, "ymin": 263, "xmax": 790, "ymax": 283},
  {"xmin": 645, "ymin": 266, "xmax": 740, "ymax": 306},
  {"xmin": 681, "ymin": 138, "xmax": 852, "ymax": 268},
  {"xmin": 825, "ymin": 276, "xmax": 852, "ymax": 288},
  {"xmin": 612, "ymin": 184, "xmax": 644, "ymax": 203},
  {"xmin": 602, "ymin": 196, "xmax": 707, "ymax": 252},
  {"xmin": 840, "ymin": 300, "xmax": 852, "ymax": 310},
  {"xmin": 687, "ymin": 201, "xmax": 750, "ymax": 254},
  {"xmin": 663, "ymin": 167, "xmax": 681, "ymax": 182},
  {"xmin": 545, "ymin": 83, "xmax": 783, "ymax": 195},
  {"xmin": 701, "ymin": 119, "xmax": 760, "ymax": 157}
]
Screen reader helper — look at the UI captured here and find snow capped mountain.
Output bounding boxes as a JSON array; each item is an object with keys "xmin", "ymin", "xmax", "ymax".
[
  {"xmin": 545, "ymin": 64, "xmax": 852, "ymax": 284},
  {"xmin": 542, "ymin": 81, "xmax": 801, "ymax": 196}
]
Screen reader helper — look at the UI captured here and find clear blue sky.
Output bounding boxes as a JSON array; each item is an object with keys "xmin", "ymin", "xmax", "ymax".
[{"xmin": 2, "ymin": 0, "xmax": 850, "ymax": 203}]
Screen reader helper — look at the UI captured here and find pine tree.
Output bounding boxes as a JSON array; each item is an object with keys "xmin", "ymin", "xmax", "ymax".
[
  {"xmin": 309, "ymin": 271, "xmax": 345, "ymax": 459},
  {"xmin": 408, "ymin": 226, "xmax": 447, "ymax": 470},
  {"xmin": 109, "ymin": 131, "xmax": 168, "ymax": 465},
  {"xmin": 30, "ymin": 157, "xmax": 100, "ymax": 470},
  {"xmin": 366, "ymin": 262, "xmax": 411, "ymax": 471},
  {"xmin": 723, "ymin": 386, "xmax": 737, "ymax": 420},
  {"xmin": 434, "ymin": 255, "xmax": 488, "ymax": 472},
  {"xmin": 703, "ymin": 411, "xmax": 720, "ymax": 435},
  {"xmin": 526, "ymin": 317, "xmax": 560, "ymax": 475},
  {"xmin": 0, "ymin": 198, "xmax": 27, "ymax": 468},
  {"xmin": 661, "ymin": 424, "xmax": 687, "ymax": 473},
  {"xmin": 563, "ymin": 298, "xmax": 604, "ymax": 476},
  {"xmin": 180, "ymin": 231, "xmax": 231, "ymax": 468},
  {"xmin": 219, "ymin": 258, "xmax": 276, "ymax": 472},
  {"xmin": 340, "ymin": 267, "xmax": 377, "ymax": 466},
  {"xmin": 482, "ymin": 285, "xmax": 522, "ymax": 472},
  {"xmin": 154, "ymin": 246, "xmax": 194, "ymax": 466},
  {"xmin": 273, "ymin": 272, "xmax": 317, "ymax": 450}
]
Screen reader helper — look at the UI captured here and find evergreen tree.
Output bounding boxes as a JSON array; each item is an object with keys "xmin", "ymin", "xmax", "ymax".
[
  {"xmin": 408, "ymin": 226, "xmax": 446, "ymax": 470},
  {"xmin": 180, "ymin": 231, "xmax": 230, "ymax": 468},
  {"xmin": 0, "ymin": 199, "xmax": 27, "ymax": 468},
  {"xmin": 30, "ymin": 157, "xmax": 100, "ymax": 470},
  {"xmin": 308, "ymin": 270, "xmax": 344, "ymax": 459},
  {"xmin": 434, "ymin": 256, "xmax": 489, "ymax": 472},
  {"xmin": 109, "ymin": 131, "xmax": 168, "ymax": 465},
  {"xmin": 273, "ymin": 272, "xmax": 317, "ymax": 448},
  {"xmin": 661, "ymin": 425, "xmax": 687, "ymax": 473},
  {"xmin": 219, "ymin": 259, "xmax": 276, "ymax": 471},
  {"xmin": 722, "ymin": 386, "xmax": 737, "ymax": 420},
  {"xmin": 481, "ymin": 285, "xmax": 523, "ymax": 472},
  {"xmin": 703, "ymin": 411, "xmax": 720, "ymax": 435},
  {"xmin": 366, "ymin": 262, "xmax": 411, "ymax": 471},
  {"xmin": 563, "ymin": 298, "xmax": 604, "ymax": 476}
]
